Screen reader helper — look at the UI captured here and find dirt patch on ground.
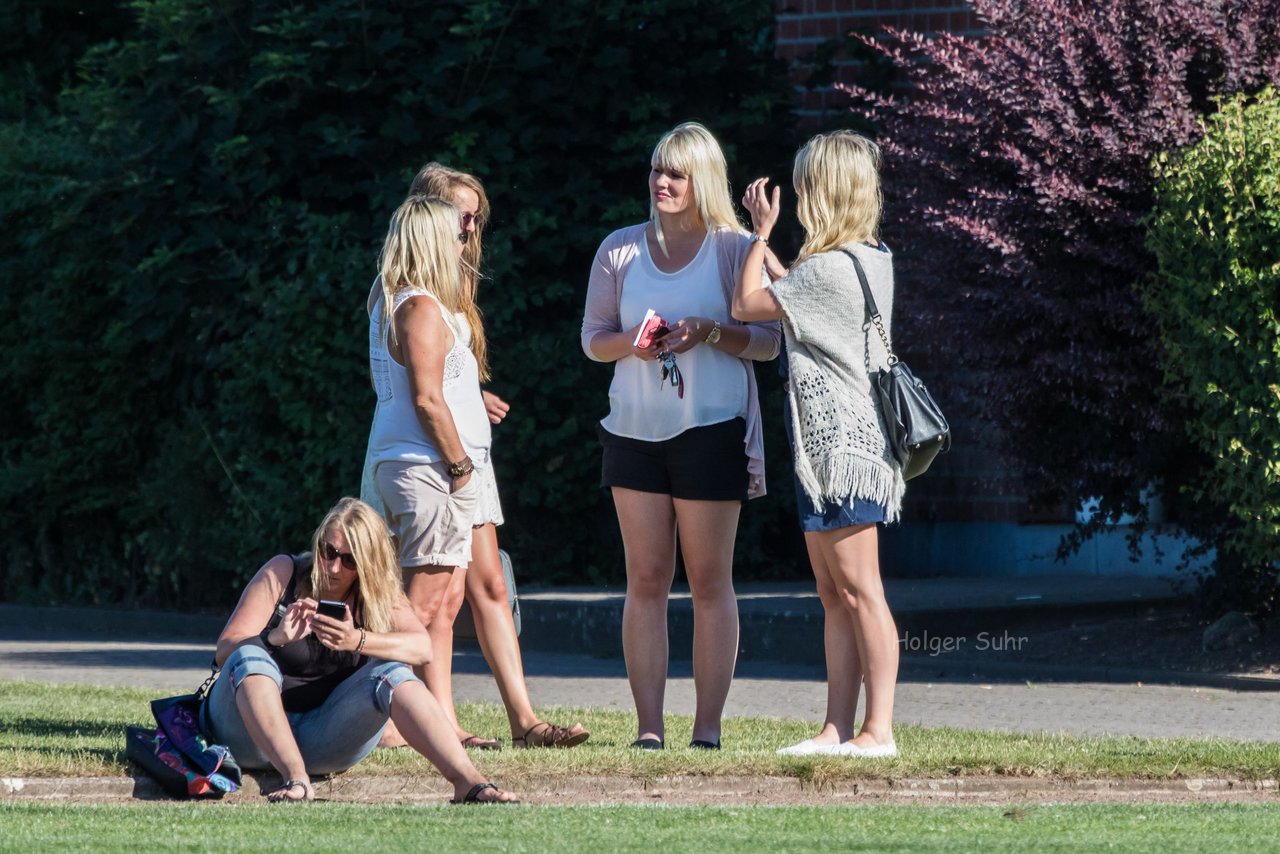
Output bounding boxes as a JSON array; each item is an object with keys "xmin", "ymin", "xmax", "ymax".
[{"xmin": 8, "ymin": 774, "xmax": 1277, "ymax": 806}]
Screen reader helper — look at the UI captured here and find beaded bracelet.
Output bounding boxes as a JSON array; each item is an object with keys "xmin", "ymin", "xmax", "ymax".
[{"xmin": 355, "ymin": 627, "xmax": 367, "ymax": 656}]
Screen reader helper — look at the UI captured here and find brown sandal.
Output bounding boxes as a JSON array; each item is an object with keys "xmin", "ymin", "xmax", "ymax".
[
  {"xmin": 512, "ymin": 721, "xmax": 590, "ymax": 749},
  {"xmin": 461, "ymin": 734, "xmax": 502, "ymax": 751}
]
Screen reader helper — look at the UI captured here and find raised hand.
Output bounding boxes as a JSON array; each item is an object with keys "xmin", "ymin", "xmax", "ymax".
[{"xmin": 742, "ymin": 177, "xmax": 781, "ymax": 238}]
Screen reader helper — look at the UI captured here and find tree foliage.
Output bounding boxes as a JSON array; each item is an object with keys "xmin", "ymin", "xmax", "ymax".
[
  {"xmin": 1143, "ymin": 87, "xmax": 1280, "ymax": 612},
  {"xmin": 0, "ymin": 0, "xmax": 802, "ymax": 607},
  {"xmin": 842, "ymin": 0, "xmax": 1280, "ymax": 542}
]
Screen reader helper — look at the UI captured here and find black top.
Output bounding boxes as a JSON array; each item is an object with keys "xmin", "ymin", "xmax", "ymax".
[{"xmin": 268, "ymin": 554, "xmax": 367, "ymax": 713}]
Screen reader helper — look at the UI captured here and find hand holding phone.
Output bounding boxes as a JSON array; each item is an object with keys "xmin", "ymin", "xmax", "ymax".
[
  {"xmin": 316, "ymin": 599, "xmax": 348, "ymax": 621},
  {"xmin": 633, "ymin": 309, "xmax": 670, "ymax": 350},
  {"xmin": 312, "ymin": 599, "xmax": 356, "ymax": 652}
]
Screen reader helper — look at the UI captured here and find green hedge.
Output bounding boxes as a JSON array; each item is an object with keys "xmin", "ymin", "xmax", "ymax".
[
  {"xmin": 0, "ymin": 0, "xmax": 815, "ymax": 607},
  {"xmin": 1144, "ymin": 86, "xmax": 1280, "ymax": 611}
]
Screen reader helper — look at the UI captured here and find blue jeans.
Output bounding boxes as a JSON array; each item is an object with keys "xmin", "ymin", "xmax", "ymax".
[{"xmin": 202, "ymin": 645, "xmax": 419, "ymax": 776}]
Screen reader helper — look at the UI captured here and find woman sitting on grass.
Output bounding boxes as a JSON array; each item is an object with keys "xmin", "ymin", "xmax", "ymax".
[
  {"xmin": 201, "ymin": 496, "xmax": 518, "ymax": 803},
  {"xmin": 732, "ymin": 131, "xmax": 905, "ymax": 758}
]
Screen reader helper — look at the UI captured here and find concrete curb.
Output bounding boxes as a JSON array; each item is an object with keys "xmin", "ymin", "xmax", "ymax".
[
  {"xmin": 4, "ymin": 774, "xmax": 1276, "ymax": 804},
  {"xmin": 898, "ymin": 657, "xmax": 1280, "ymax": 692}
]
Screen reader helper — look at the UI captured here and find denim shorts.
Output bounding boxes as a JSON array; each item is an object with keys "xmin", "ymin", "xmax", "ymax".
[
  {"xmin": 794, "ymin": 482, "xmax": 887, "ymax": 532},
  {"xmin": 784, "ymin": 398, "xmax": 886, "ymax": 532}
]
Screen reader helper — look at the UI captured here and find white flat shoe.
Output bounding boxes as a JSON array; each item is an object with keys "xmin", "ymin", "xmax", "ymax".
[
  {"xmin": 776, "ymin": 738, "xmax": 838, "ymax": 756},
  {"xmin": 831, "ymin": 739, "xmax": 898, "ymax": 758}
]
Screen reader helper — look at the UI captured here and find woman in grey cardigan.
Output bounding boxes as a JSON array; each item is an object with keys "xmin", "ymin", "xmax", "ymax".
[{"xmin": 732, "ymin": 131, "xmax": 905, "ymax": 758}]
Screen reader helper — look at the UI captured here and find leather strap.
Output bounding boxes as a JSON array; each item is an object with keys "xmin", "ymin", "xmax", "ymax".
[{"xmin": 839, "ymin": 248, "xmax": 896, "ymax": 364}]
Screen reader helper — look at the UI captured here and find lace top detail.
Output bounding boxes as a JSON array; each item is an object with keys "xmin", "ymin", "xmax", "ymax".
[
  {"xmin": 367, "ymin": 284, "xmax": 491, "ymax": 467},
  {"xmin": 388, "ymin": 289, "xmax": 469, "ymax": 389}
]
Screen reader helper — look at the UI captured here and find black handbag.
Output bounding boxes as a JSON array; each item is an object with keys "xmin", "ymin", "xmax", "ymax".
[{"xmin": 842, "ymin": 249, "xmax": 951, "ymax": 480}]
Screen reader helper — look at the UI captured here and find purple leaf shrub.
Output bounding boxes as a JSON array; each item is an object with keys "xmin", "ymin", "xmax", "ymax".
[{"xmin": 841, "ymin": 0, "xmax": 1280, "ymax": 529}]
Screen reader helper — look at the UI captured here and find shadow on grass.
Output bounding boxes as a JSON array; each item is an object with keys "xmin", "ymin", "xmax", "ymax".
[
  {"xmin": 1, "ymin": 648, "xmax": 211, "ymax": 671},
  {"xmin": 2, "ymin": 716, "xmax": 133, "ymax": 740}
]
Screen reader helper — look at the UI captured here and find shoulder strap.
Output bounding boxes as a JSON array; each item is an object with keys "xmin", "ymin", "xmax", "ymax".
[
  {"xmin": 840, "ymin": 249, "xmax": 897, "ymax": 364},
  {"xmin": 264, "ymin": 555, "xmax": 306, "ymax": 630}
]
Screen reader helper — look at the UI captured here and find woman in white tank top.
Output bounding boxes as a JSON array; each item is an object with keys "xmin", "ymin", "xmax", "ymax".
[
  {"xmin": 367, "ymin": 172, "xmax": 587, "ymax": 751},
  {"xmin": 367, "ymin": 196, "xmax": 487, "ymax": 738}
]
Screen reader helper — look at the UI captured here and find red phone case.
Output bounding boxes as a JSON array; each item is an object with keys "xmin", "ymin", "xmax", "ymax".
[{"xmin": 633, "ymin": 309, "xmax": 668, "ymax": 349}]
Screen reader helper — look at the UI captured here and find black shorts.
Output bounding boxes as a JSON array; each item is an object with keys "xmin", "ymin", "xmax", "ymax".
[{"xmin": 598, "ymin": 417, "xmax": 749, "ymax": 502}]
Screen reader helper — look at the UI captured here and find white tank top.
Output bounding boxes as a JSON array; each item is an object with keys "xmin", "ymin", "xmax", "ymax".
[
  {"xmin": 600, "ymin": 233, "xmax": 748, "ymax": 441},
  {"xmin": 368, "ymin": 287, "xmax": 490, "ymax": 466}
]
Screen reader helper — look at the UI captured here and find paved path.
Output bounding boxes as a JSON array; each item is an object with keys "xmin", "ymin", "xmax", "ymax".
[{"xmin": 2, "ymin": 633, "xmax": 1274, "ymax": 743}]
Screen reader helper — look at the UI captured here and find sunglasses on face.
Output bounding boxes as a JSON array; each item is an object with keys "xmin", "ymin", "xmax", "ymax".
[
  {"xmin": 460, "ymin": 212, "xmax": 483, "ymax": 229},
  {"xmin": 320, "ymin": 541, "xmax": 357, "ymax": 571}
]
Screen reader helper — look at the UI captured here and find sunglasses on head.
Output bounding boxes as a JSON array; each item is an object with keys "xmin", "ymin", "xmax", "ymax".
[{"xmin": 320, "ymin": 541, "xmax": 357, "ymax": 571}]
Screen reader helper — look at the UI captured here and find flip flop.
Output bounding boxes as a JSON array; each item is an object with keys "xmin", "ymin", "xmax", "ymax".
[
  {"xmin": 265, "ymin": 779, "xmax": 313, "ymax": 803},
  {"xmin": 449, "ymin": 782, "xmax": 519, "ymax": 805},
  {"xmin": 460, "ymin": 735, "xmax": 502, "ymax": 751},
  {"xmin": 630, "ymin": 737, "xmax": 664, "ymax": 750}
]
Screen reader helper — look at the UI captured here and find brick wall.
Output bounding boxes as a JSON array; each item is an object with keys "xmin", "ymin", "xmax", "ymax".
[{"xmin": 776, "ymin": 0, "xmax": 982, "ymax": 121}]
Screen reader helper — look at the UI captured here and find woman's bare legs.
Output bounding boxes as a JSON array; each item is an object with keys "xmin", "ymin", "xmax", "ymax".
[
  {"xmin": 811, "ymin": 524, "xmax": 896, "ymax": 747},
  {"xmin": 389, "ymin": 679, "xmax": 517, "ymax": 802},
  {"xmin": 803, "ymin": 531, "xmax": 863, "ymax": 746},
  {"xmin": 234, "ymin": 674, "xmax": 312, "ymax": 799},
  {"xmin": 672, "ymin": 497, "xmax": 741, "ymax": 745},
  {"xmin": 612, "ymin": 487, "xmax": 678, "ymax": 743},
  {"xmin": 405, "ymin": 564, "xmax": 469, "ymax": 734},
  {"xmin": 465, "ymin": 523, "xmax": 540, "ymax": 737}
]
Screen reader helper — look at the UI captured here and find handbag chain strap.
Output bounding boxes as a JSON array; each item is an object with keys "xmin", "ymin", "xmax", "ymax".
[
  {"xmin": 840, "ymin": 249, "xmax": 897, "ymax": 366},
  {"xmin": 195, "ymin": 664, "xmax": 220, "ymax": 702}
]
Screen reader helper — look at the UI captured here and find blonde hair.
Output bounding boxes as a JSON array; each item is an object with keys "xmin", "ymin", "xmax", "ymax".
[
  {"xmin": 649, "ymin": 122, "xmax": 744, "ymax": 255},
  {"xmin": 792, "ymin": 131, "xmax": 883, "ymax": 263},
  {"xmin": 377, "ymin": 194, "xmax": 489, "ymax": 381},
  {"xmin": 408, "ymin": 162, "xmax": 490, "ymax": 283},
  {"xmin": 302, "ymin": 497, "xmax": 405, "ymax": 634}
]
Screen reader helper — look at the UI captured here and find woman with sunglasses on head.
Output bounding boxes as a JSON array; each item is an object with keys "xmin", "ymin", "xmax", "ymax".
[
  {"xmin": 202, "ymin": 496, "xmax": 518, "ymax": 803},
  {"xmin": 733, "ymin": 131, "xmax": 905, "ymax": 758},
  {"xmin": 365, "ymin": 184, "xmax": 588, "ymax": 751},
  {"xmin": 580, "ymin": 122, "xmax": 781, "ymax": 750}
]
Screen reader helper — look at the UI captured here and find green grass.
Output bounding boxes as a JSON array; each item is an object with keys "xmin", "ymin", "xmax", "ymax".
[
  {"xmin": 2, "ymin": 680, "xmax": 1278, "ymax": 783},
  {"xmin": 2, "ymin": 803, "xmax": 1280, "ymax": 853}
]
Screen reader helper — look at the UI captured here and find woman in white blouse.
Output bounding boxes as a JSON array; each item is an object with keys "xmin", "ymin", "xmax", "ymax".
[{"xmin": 580, "ymin": 122, "xmax": 780, "ymax": 750}]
